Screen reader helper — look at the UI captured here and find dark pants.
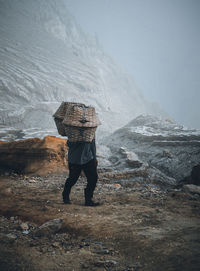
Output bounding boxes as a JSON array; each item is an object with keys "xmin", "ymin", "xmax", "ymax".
[{"xmin": 63, "ymin": 159, "xmax": 98, "ymax": 203}]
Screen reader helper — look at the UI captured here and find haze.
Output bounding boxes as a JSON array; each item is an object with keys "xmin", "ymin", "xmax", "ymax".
[{"xmin": 66, "ymin": 0, "xmax": 200, "ymax": 129}]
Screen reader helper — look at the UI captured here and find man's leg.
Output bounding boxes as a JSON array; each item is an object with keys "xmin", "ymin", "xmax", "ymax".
[
  {"xmin": 62, "ymin": 163, "xmax": 81, "ymax": 204},
  {"xmin": 83, "ymin": 159, "xmax": 99, "ymax": 206}
]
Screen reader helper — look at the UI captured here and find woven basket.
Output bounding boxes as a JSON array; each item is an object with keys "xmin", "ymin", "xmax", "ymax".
[
  {"xmin": 62, "ymin": 104, "xmax": 101, "ymax": 128},
  {"xmin": 53, "ymin": 102, "xmax": 84, "ymax": 120},
  {"xmin": 54, "ymin": 118, "xmax": 66, "ymax": 136},
  {"xmin": 64, "ymin": 126, "xmax": 96, "ymax": 142},
  {"xmin": 53, "ymin": 101, "xmax": 100, "ymax": 141},
  {"xmin": 53, "ymin": 102, "xmax": 85, "ymax": 137}
]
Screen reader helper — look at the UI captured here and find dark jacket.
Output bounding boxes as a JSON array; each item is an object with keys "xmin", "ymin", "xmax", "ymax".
[{"xmin": 67, "ymin": 139, "xmax": 96, "ymax": 165}]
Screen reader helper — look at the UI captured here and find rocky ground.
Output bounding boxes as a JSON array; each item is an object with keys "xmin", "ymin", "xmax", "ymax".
[{"xmin": 0, "ymin": 173, "xmax": 200, "ymax": 271}]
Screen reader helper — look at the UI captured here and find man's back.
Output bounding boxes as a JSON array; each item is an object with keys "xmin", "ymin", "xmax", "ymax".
[{"xmin": 67, "ymin": 139, "xmax": 96, "ymax": 165}]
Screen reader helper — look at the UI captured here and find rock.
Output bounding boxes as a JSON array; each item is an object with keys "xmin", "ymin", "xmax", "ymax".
[
  {"xmin": 20, "ymin": 223, "xmax": 29, "ymax": 231},
  {"xmin": 114, "ymin": 183, "xmax": 121, "ymax": 189},
  {"xmin": 6, "ymin": 233, "xmax": 17, "ymax": 240},
  {"xmin": 127, "ymin": 262, "xmax": 142, "ymax": 269},
  {"xmin": 105, "ymin": 260, "xmax": 118, "ymax": 266},
  {"xmin": 183, "ymin": 184, "xmax": 200, "ymax": 195},
  {"xmin": 191, "ymin": 164, "xmax": 200, "ymax": 185},
  {"xmin": 179, "ymin": 164, "xmax": 200, "ymax": 186},
  {"xmin": 103, "ymin": 115, "xmax": 200, "ymax": 181},
  {"xmin": 99, "ymin": 166, "xmax": 149, "ymax": 181},
  {"xmin": 0, "ymin": 136, "xmax": 68, "ymax": 175},
  {"xmin": 0, "ymin": 233, "xmax": 17, "ymax": 243},
  {"xmin": 189, "ymin": 194, "xmax": 200, "ymax": 200},
  {"xmin": 28, "ymin": 179, "xmax": 37, "ymax": 183},
  {"xmin": 126, "ymin": 157, "xmax": 143, "ymax": 168},
  {"xmin": 39, "ymin": 218, "xmax": 63, "ymax": 230},
  {"xmin": 100, "ymin": 165, "xmax": 177, "ymax": 187},
  {"xmin": 2, "ymin": 187, "xmax": 12, "ymax": 195},
  {"xmin": 22, "ymin": 230, "xmax": 30, "ymax": 235},
  {"xmin": 120, "ymin": 148, "xmax": 143, "ymax": 168},
  {"xmin": 52, "ymin": 242, "xmax": 60, "ymax": 248},
  {"xmin": 96, "ymin": 249, "xmax": 110, "ymax": 255},
  {"xmin": 34, "ymin": 218, "xmax": 63, "ymax": 236}
]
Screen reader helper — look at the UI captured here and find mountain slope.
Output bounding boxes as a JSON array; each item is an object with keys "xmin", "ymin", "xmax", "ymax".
[{"xmin": 0, "ymin": 0, "xmax": 164, "ymax": 139}]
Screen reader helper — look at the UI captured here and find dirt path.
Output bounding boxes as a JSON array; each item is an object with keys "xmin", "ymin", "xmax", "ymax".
[{"xmin": 0, "ymin": 175, "xmax": 200, "ymax": 271}]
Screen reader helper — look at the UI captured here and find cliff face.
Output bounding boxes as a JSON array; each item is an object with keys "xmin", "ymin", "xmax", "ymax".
[
  {"xmin": 0, "ymin": 0, "xmax": 164, "ymax": 140},
  {"xmin": 0, "ymin": 136, "xmax": 68, "ymax": 175}
]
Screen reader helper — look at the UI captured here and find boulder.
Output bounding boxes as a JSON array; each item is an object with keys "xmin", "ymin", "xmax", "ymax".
[
  {"xmin": 0, "ymin": 233, "xmax": 17, "ymax": 244},
  {"xmin": 119, "ymin": 147, "xmax": 143, "ymax": 168},
  {"xmin": 34, "ymin": 218, "xmax": 63, "ymax": 237},
  {"xmin": 0, "ymin": 136, "xmax": 68, "ymax": 175},
  {"xmin": 183, "ymin": 184, "xmax": 200, "ymax": 195},
  {"xmin": 191, "ymin": 164, "xmax": 200, "ymax": 185},
  {"xmin": 179, "ymin": 164, "xmax": 200, "ymax": 186},
  {"xmin": 20, "ymin": 222, "xmax": 29, "ymax": 231}
]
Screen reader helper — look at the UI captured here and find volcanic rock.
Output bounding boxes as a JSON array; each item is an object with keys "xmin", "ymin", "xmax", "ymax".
[
  {"xmin": 179, "ymin": 164, "xmax": 200, "ymax": 186},
  {"xmin": 34, "ymin": 218, "xmax": 63, "ymax": 237},
  {"xmin": 103, "ymin": 115, "xmax": 200, "ymax": 181},
  {"xmin": 0, "ymin": 136, "xmax": 68, "ymax": 175},
  {"xmin": 119, "ymin": 147, "xmax": 143, "ymax": 168},
  {"xmin": 20, "ymin": 223, "xmax": 29, "ymax": 231},
  {"xmin": 183, "ymin": 184, "xmax": 200, "ymax": 195},
  {"xmin": 1, "ymin": 233, "xmax": 17, "ymax": 244},
  {"xmin": 191, "ymin": 164, "xmax": 200, "ymax": 185}
]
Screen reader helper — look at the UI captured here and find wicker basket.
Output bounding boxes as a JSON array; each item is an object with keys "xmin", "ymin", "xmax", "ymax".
[
  {"xmin": 62, "ymin": 104, "xmax": 101, "ymax": 128},
  {"xmin": 54, "ymin": 118, "xmax": 66, "ymax": 136},
  {"xmin": 53, "ymin": 102, "xmax": 84, "ymax": 120},
  {"xmin": 64, "ymin": 126, "xmax": 96, "ymax": 142},
  {"xmin": 53, "ymin": 101, "xmax": 100, "ymax": 142},
  {"xmin": 53, "ymin": 102, "xmax": 85, "ymax": 137}
]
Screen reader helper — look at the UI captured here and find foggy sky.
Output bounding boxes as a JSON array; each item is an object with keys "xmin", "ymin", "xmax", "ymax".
[{"xmin": 66, "ymin": 0, "xmax": 200, "ymax": 129}]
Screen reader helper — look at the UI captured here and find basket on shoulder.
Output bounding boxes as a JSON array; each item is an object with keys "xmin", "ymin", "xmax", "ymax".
[{"xmin": 53, "ymin": 102, "xmax": 101, "ymax": 142}]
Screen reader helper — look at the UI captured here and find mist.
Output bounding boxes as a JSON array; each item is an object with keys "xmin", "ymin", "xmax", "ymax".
[
  {"xmin": 0, "ymin": 2, "xmax": 200, "ymax": 269},
  {"xmin": 0, "ymin": 0, "xmax": 199, "ymax": 142},
  {"xmin": 66, "ymin": 0, "xmax": 200, "ymax": 129}
]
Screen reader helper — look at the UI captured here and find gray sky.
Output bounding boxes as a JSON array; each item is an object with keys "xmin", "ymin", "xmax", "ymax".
[{"xmin": 66, "ymin": 0, "xmax": 200, "ymax": 129}]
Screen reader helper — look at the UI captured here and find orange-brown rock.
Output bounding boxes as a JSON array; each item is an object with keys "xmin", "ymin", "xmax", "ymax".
[{"xmin": 0, "ymin": 136, "xmax": 68, "ymax": 175}]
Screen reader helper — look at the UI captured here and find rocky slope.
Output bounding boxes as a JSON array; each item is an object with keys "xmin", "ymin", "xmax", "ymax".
[
  {"xmin": 1, "ymin": 115, "xmax": 199, "ymax": 184},
  {"xmin": 102, "ymin": 115, "xmax": 200, "ymax": 181},
  {"xmin": 0, "ymin": 0, "xmax": 163, "ymax": 140},
  {"xmin": 0, "ymin": 134, "xmax": 177, "ymax": 188}
]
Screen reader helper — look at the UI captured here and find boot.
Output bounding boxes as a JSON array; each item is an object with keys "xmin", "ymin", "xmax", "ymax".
[
  {"xmin": 63, "ymin": 196, "xmax": 71, "ymax": 204},
  {"xmin": 85, "ymin": 200, "xmax": 100, "ymax": 207},
  {"xmin": 62, "ymin": 181, "xmax": 72, "ymax": 204},
  {"xmin": 84, "ymin": 188, "xmax": 99, "ymax": 207}
]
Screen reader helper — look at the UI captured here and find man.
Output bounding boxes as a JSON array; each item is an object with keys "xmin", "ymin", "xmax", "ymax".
[{"xmin": 62, "ymin": 138, "xmax": 99, "ymax": 206}]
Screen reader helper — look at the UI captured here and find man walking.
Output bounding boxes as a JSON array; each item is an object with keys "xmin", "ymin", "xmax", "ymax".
[
  {"xmin": 53, "ymin": 102, "xmax": 101, "ymax": 207},
  {"xmin": 62, "ymin": 138, "xmax": 99, "ymax": 206}
]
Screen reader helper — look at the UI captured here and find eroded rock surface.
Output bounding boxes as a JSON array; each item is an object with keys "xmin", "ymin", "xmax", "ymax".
[{"xmin": 0, "ymin": 136, "xmax": 68, "ymax": 175}]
